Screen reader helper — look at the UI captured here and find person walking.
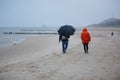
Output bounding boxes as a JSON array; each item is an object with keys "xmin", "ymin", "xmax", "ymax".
[
  {"xmin": 81, "ymin": 27, "xmax": 91, "ymax": 54},
  {"xmin": 111, "ymin": 32, "xmax": 114, "ymax": 36},
  {"xmin": 58, "ymin": 25, "xmax": 75, "ymax": 53},
  {"xmin": 59, "ymin": 35, "xmax": 70, "ymax": 53}
]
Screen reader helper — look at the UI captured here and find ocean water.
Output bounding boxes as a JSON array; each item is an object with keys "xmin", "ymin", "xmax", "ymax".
[{"xmin": 0, "ymin": 27, "xmax": 58, "ymax": 48}]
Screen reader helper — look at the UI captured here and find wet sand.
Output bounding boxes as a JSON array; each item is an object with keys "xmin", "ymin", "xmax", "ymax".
[{"xmin": 0, "ymin": 27, "xmax": 120, "ymax": 80}]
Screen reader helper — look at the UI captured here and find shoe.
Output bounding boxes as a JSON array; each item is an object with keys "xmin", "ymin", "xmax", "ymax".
[
  {"xmin": 86, "ymin": 50, "xmax": 89, "ymax": 54},
  {"xmin": 84, "ymin": 51, "xmax": 87, "ymax": 54},
  {"xmin": 63, "ymin": 49, "xmax": 66, "ymax": 53}
]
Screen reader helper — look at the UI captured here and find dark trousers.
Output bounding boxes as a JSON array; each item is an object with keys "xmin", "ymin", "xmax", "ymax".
[
  {"xmin": 62, "ymin": 40, "xmax": 68, "ymax": 53},
  {"xmin": 83, "ymin": 43, "xmax": 89, "ymax": 53}
]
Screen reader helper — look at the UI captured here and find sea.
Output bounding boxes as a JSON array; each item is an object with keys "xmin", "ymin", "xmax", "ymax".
[{"xmin": 0, "ymin": 27, "xmax": 58, "ymax": 48}]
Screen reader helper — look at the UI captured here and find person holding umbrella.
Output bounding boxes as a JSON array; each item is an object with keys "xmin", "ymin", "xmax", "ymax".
[
  {"xmin": 58, "ymin": 25, "xmax": 75, "ymax": 53},
  {"xmin": 81, "ymin": 27, "xmax": 91, "ymax": 54},
  {"xmin": 59, "ymin": 35, "xmax": 70, "ymax": 53}
]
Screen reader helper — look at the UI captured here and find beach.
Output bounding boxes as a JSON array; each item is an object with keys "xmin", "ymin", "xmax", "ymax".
[
  {"xmin": 0, "ymin": 27, "xmax": 120, "ymax": 80},
  {"xmin": 0, "ymin": 34, "xmax": 79, "ymax": 66}
]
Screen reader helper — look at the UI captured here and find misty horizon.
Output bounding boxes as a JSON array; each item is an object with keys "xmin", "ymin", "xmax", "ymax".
[{"xmin": 0, "ymin": 0, "xmax": 120, "ymax": 27}]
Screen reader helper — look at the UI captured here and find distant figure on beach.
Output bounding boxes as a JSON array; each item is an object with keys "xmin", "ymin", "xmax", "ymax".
[
  {"xmin": 81, "ymin": 27, "xmax": 91, "ymax": 54},
  {"xmin": 59, "ymin": 35, "xmax": 70, "ymax": 53},
  {"xmin": 111, "ymin": 32, "xmax": 114, "ymax": 36}
]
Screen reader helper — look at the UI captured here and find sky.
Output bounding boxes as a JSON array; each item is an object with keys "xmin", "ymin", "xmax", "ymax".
[{"xmin": 0, "ymin": 0, "xmax": 120, "ymax": 27}]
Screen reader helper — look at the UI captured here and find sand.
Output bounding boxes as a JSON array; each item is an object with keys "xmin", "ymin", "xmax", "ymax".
[{"xmin": 0, "ymin": 27, "xmax": 120, "ymax": 80}]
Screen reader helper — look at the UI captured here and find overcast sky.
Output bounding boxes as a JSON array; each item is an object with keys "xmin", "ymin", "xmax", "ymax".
[{"xmin": 0, "ymin": 0, "xmax": 120, "ymax": 27}]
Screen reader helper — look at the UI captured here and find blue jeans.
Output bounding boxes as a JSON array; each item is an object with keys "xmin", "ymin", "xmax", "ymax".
[{"xmin": 62, "ymin": 40, "xmax": 68, "ymax": 53}]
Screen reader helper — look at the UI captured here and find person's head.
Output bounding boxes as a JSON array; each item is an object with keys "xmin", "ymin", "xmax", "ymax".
[{"xmin": 82, "ymin": 27, "xmax": 88, "ymax": 32}]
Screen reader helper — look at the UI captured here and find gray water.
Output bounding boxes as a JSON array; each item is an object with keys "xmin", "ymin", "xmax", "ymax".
[{"xmin": 0, "ymin": 27, "xmax": 58, "ymax": 48}]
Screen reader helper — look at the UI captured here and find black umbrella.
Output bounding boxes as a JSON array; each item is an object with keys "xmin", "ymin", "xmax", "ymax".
[{"xmin": 58, "ymin": 25, "xmax": 75, "ymax": 37}]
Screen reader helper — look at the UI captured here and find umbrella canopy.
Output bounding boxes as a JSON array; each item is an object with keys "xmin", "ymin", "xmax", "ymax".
[{"xmin": 58, "ymin": 25, "xmax": 75, "ymax": 37}]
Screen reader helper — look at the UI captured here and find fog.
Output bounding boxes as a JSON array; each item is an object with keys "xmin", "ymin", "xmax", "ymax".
[{"xmin": 0, "ymin": 0, "xmax": 120, "ymax": 27}]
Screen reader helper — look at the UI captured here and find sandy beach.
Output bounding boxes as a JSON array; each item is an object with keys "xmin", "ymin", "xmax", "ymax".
[{"xmin": 0, "ymin": 27, "xmax": 120, "ymax": 80}]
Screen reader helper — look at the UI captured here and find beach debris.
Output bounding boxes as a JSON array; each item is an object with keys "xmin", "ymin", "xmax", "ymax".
[{"xmin": 13, "ymin": 41, "xmax": 16, "ymax": 45}]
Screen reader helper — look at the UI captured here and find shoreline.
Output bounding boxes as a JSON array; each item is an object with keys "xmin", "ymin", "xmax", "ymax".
[
  {"xmin": 0, "ymin": 34, "xmax": 80, "ymax": 66},
  {"xmin": 0, "ymin": 34, "xmax": 57, "ymax": 48},
  {"xmin": 0, "ymin": 35, "xmax": 26, "ymax": 48}
]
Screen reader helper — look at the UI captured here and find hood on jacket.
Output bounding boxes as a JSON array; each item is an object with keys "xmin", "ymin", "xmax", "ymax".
[{"xmin": 83, "ymin": 28, "xmax": 88, "ymax": 31}]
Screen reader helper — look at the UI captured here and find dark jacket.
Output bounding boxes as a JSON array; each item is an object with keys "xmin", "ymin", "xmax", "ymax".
[{"xmin": 59, "ymin": 35, "xmax": 70, "ymax": 42}]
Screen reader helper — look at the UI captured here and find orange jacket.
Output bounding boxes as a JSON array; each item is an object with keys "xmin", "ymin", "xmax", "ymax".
[{"xmin": 81, "ymin": 28, "xmax": 91, "ymax": 44}]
